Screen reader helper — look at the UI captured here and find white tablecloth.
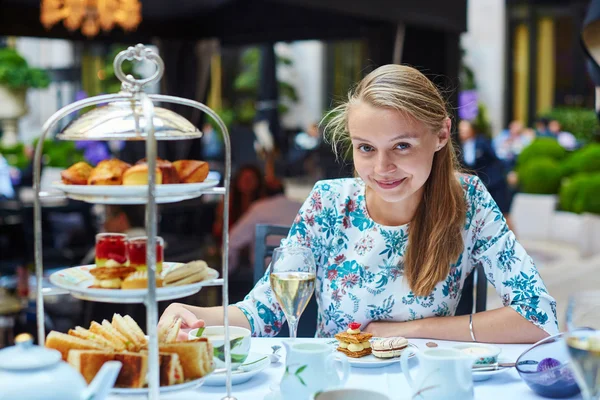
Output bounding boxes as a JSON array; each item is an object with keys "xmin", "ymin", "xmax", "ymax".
[{"xmin": 109, "ymin": 338, "xmax": 582, "ymax": 400}]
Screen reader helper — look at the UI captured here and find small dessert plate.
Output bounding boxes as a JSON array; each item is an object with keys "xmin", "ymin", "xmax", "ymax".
[
  {"xmin": 334, "ymin": 342, "xmax": 418, "ymax": 368},
  {"xmin": 204, "ymin": 352, "xmax": 270, "ymax": 386}
]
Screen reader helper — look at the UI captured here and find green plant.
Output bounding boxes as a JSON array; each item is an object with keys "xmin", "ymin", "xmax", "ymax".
[
  {"xmin": 32, "ymin": 139, "xmax": 85, "ymax": 168},
  {"xmin": 541, "ymin": 107, "xmax": 599, "ymax": 144},
  {"xmin": 97, "ymin": 45, "xmax": 139, "ymax": 94},
  {"xmin": 0, "ymin": 143, "xmax": 28, "ymax": 170},
  {"xmin": 517, "ymin": 138, "xmax": 567, "ymax": 170},
  {"xmin": 560, "ymin": 173, "xmax": 600, "ymax": 214},
  {"xmin": 0, "ymin": 48, "xmax": 50, "ymax": 89},
  {"xmin": 472, "ymin": 103, "xmax": 493, "ymax": 139},
  {"xmin": 560, "ymin": 143, "xmax": 600, "ymax": 177},
  {"xmin": 518, "ymin": 157, "xmax": 563, "ymax": 194}
]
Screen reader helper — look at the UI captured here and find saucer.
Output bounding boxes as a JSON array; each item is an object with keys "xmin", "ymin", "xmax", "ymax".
[
  {"xmin": 472, "ymin": 358, "xmax": 514, "ymax": 382},
  {"xmin": 204, "ymin": 352, "xmax": 270, "ymax": 386},
  {"xmin": 335, "ymin": 342, "xmax": 418, "ymax": 369}
]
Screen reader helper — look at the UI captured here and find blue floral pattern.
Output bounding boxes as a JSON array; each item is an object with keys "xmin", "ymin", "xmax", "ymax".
[{"xmin": 235, "ymin": 176, "xmax": 558, "ymax": 337}]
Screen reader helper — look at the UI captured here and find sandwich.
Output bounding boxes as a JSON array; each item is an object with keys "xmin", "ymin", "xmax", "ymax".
[
  {"xmin": 89, "ymin": 321, "xmax": 129, "ymax": 352},
  {"xmin": 163, "ymin": 260, "xmax": 214, "ymax": 286},
  {"xmin": 45, "ymin": 330, "xmax": 110, "ymax": 361},
  {"xmin": 67, "ymin": 350, "xmax": 148, "ymax": 388},
  {"xmin": 158, "ymin": 315, "xmax": 182, "ymax": 343},
  {"xmin": 334, "ymin": 322, "xmax": 373, "ymax": 358},
  {"xmin": 68, "ymin": 326, "xmax": 118, "ymax": 350},
  {"xmin": 111, "ymin": 313, "xmax": 147, "ymax": 351},
  {"xmin": 159, "ymin": 338, "xmax": 214, "ymax": 379}
]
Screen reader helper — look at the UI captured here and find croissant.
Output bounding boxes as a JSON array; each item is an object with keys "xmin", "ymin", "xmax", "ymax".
[
  {"xmin": 61, "ymin": 161, "xmax": 93, "ymax": 185},
  {"xmin": 135, "ymin": 158, "xmax": 180, "ymax": 184},
  {"xmin": 172, "ymin": 160, "xmax": 209, "ymax": 183},
  {"xmin": 88, "ymin": 159, "xmax": 131, "ymax": 185}
]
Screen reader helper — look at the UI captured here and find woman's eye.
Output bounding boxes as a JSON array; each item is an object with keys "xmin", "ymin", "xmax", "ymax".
[
  {"xmin": 358, "ymin": 144, "xmax": 373, "ymax": 153},
  {"xmin": 396, "ymin": 142, "xmax": 411, "ymax": 150}
]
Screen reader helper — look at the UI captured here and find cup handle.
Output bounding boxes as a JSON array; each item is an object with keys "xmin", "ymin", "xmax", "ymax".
[
  {"xmin": 400, "ymin": 347, "xmax": 419, "ymax": 389},
  {"xmin": 327, "ymin": 353, "xmax": 350, "ymax": 387}
]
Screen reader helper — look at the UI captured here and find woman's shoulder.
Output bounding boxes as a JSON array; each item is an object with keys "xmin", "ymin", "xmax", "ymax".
[
  {"xmin": 457, "ymin": 173, "xmax": 485, "ymax": 198},
  {"xmin": 307, "ymin": 178, "xmax": 364, "ymax": 207}
]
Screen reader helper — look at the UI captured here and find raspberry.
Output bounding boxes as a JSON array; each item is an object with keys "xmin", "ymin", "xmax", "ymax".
[{"xmin": 349, "ymin": 322, "xmax": 361, "ymax": 330}]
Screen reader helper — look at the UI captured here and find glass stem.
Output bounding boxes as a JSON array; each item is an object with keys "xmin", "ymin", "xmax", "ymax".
[{"xmin": 288, "ymin": 317, "xmax": 298, "ymax": 340}]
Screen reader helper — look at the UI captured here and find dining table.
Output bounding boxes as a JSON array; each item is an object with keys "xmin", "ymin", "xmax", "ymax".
[{"xmin": 107, "ymin": 337, "xmax": 582, "ymax": 400}]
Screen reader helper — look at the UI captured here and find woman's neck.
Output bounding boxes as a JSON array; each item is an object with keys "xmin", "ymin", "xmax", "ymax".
[{"xmin": 365, "ymin": 185, "xmax": 424, "ymax": 227}]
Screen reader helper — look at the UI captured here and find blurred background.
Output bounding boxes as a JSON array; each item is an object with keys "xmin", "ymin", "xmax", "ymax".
[{"xmin": 0, "ymin": 0, "xmax": 599, "ymax": 345}]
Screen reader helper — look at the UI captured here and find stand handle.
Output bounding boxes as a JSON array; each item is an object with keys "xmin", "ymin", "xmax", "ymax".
[{"xmin": 114, "ymin": 44, "xmax": 164, "ymax": 92}]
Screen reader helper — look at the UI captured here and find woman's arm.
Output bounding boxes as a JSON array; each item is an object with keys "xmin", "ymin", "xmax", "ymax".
[{"xmin": 365, "ymin": 306, "xmax": 549, "ymax": 344}]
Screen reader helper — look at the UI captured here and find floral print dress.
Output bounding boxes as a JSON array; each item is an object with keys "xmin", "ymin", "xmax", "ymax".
[{"xmin": 235, "ymin": 175, "xmax": 559, "ymax": 338}]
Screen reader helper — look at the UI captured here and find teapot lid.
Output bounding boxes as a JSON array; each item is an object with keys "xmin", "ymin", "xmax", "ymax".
[{"xmin": 0, "ymin": 333, "xmax": 61, "ymax": 370}]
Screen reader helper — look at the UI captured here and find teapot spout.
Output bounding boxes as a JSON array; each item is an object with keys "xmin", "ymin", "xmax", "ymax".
[{"xmin": 81, "ymin": 361, "xmax": 121, "ymax": 400}]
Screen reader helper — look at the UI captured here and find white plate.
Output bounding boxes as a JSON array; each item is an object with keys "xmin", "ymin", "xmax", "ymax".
[
  {"xmin": 111, "ymin": 376, "xmax": 206, "ymax": 395},
  {"xmin": 48, "ymin": 262, "xmax": 220, "ymax": 303},
  {"xmin": 52, "ymin": 180, "xmax": 220, "ymax": 204},
  {"xmin": 204, "ymin": 352, "xmax": 270, "ymax": 386},
  {"xmin": 334, "ymin": 342, "xmax": 418, "ymax": 368},
  {"xmin": 472, "ymin": 358, "xmax": 514, "ymax": 382}
]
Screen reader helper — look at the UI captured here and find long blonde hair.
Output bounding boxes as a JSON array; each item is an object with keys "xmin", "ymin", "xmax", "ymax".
[{"xmin": 323, "ymin": 64, "xmax": 466, "ymax": 297}]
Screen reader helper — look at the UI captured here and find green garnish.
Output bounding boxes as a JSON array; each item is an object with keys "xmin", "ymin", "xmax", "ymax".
[{"xmin": 195, "ymin": 327, "xmax": 205, "ymax": 337}]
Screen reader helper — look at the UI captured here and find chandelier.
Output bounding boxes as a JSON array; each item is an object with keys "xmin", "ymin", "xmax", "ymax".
[{"xmin": 40, "ymin": 0, "xmax": 142, "ymax": 38}]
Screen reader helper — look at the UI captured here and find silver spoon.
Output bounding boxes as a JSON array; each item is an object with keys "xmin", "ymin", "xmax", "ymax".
[{"xmin": 270, "ymin": 345, "xmax": 282, "ymax": 363}]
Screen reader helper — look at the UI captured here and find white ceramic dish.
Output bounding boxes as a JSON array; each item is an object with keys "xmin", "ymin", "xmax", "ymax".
[
  {"xmin": 48, "ymin": 262, "xmax": 220, "ymax": 303},
  {"xmin": 110, "ymin": 376, "xmax": 206, "ymax": 395},
  {"xmin": 471, "ymin": 358, "xmax": 513, "ymax": 382},
  {"xmin": 453, "ymin": 343, "xmax": 502, "ymax": 366},
  {"xmin": 334, "ymin": 342, "xmax": 418, "ymax": 368},
  {"xmin": 188, "ymin": 326, "xmax": 252, "ymax": 370},
  {"xmin": 204, "ymin": 352, "xmax": 270, "ymax": 386}
]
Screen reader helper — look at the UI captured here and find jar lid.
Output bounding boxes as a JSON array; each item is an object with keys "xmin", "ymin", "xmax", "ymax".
[{"xmin": 0, "ymin": 333, "xmax": 61, "ymax": 370}]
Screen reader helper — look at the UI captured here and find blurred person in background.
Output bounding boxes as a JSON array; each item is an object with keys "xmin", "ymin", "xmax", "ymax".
[
  {"xmin": 459, "ymin": 120, "xmax": 513, "ymax": 230},
  {"xmin": 548, "ymin": 120, "xmax": 578, "ymax": 151},
  {"xmin": 534, "ymin": 117, "xmax": 553, "ymax": 138},
  {"xmin": 212, "ymin": 164, "xmax": 266, "ymax": 241},
  {"xmin": 0, "ymin": 153, "xmax": 15, "ymax": 200},
  {"xmin": 493, "ymin": 120, "xmax": 532, "ymax": 171}
]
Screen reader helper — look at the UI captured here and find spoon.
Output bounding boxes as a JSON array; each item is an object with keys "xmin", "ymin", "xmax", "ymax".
[{"xmin": 270, "ymin": 345, "xmax": 282, "ymax": 363}]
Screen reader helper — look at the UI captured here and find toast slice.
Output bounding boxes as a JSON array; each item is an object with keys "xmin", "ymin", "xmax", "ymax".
[
  {"xmin": 67, "ymin": 350, "xmax": 148, "ymax": 388},
  {"xmin": 336, "ymin": 346, "xmax": 372, "ymax": 358},
  {"xmin": 139, "ymin": 351, "xmax": 184, "ymax": 386},
  {"xmin": 89, "ymin": 321, "xmax": 127, "ymax": 352},
  {"xmin": 158, "ymin": 315, "xmax": 182, "ymax": 344},
  {"xmin": 45, "ymin": 331, "xmax": 110, "ymax": 361},
  {"xmin": 112, "ymin": 314, "xmax": 147, "ymax": 351},
  {"xmin": 159, "ymin": 338, "xmax": 213, "ymax": 379},
  {"xmin": 68, "ymin": 326, "xmax": 117, "ymax": 350},
  {"xmin": 67, "ymin": 350, "xmax": 115, "ymax": 384},
  {"xmin": 101, "ymin": 319, "xmax": 137, "ymax": 351},
  {"xmin": 334, "ymin": 331, "xmax": 373, "ymax": 344}
]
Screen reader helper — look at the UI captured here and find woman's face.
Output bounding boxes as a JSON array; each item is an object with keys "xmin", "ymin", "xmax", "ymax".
[
  {"xmin": 237, "ymin": 169, "xmax": 260, "ymax": 194},
  {"xmin": 348, "ymin": 102, "xmax": 449, "ymax": 206},
  {"xmin": 458, "ymin": 120, "xmax": 475, "ymax": 142}
]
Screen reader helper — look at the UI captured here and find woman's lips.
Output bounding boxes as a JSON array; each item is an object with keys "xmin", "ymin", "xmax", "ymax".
[{"xmin": 374, "ymin": 177, "xmax": 406, "ymax": 189}]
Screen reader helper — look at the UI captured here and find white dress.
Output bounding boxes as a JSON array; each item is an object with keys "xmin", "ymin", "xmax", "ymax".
[{"xmin": 235, "ymin": 175, "xmax": 559, "ymax": 338}]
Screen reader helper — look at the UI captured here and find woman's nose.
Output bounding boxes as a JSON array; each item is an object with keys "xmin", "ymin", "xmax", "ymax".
[{"xmin": 374, "ymin": 152, "xmax": 396, "ymax": 175}]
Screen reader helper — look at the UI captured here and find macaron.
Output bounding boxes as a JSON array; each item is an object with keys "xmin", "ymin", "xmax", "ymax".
[{"xmin": 371, "ymin": 337, "xmax": 409, "ymax": 359}]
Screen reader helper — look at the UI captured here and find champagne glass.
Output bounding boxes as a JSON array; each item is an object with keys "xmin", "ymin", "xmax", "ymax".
[
  {"xmin": 269, "ymin": 246, "xmax": 316, "ymax": 339},
  {"xmin": 566, "ymin": 291, "xmax": 600, "ymax": 400}
]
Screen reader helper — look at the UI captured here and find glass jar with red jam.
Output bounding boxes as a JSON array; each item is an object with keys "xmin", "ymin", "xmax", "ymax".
[
  {"xmin": 127, "ymin": 236, "xmax": 164, "ymax": 273},
  {"xmin": 95, "ymin": 233, "xmax": 128, "ymax": 267}
]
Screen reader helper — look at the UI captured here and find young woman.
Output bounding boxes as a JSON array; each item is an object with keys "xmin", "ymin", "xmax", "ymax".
[{"xmin": 162, "ymin": 65, "xmax": 558, "ymax": 343}]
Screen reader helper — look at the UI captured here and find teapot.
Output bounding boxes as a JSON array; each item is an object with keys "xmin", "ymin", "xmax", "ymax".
[
  {"xmin": 280, "ymin": 341, "xmax": 349, "ymax": 400},
  {"xmin": 0, "ymin": 333, "xmax": 121, "ymax": 400},
  {"xmin": 400, "ymin": 347, "xmax": 474, "ymax": 400}
]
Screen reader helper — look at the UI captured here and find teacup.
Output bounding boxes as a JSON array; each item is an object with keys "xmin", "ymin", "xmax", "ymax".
[
  {"xmin": 188, "ymin": 326, "xmax": 251, "ymax": 370},
  {"xmin": 311, "ymin": 389, "xmax": 391, "ymax": 400},
  {"xmin": 453, "ymin": 343, "xmax": 501, "ymax": 366}
]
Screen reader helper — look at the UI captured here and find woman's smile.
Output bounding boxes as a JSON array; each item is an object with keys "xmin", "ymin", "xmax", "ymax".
[{"xmin": 373, "ymin": 177, "xmax": 406, "ymax": 189}]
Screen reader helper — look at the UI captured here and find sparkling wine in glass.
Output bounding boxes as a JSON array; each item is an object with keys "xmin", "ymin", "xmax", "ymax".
[
  {"xmin": 566, "ymin": 291, "xmax": 600, "ymax": 400},
  {"xmin": 269, "ymin": 246, "xmax": 316, "ymax": 339}
]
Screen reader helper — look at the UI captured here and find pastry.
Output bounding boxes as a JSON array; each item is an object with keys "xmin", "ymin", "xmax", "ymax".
[
  {"xmin": 121, "ymin": 270, "xmax": 164, "ymax": 290},
  {"xmin": 334, "ymin": 322, "xmax": 373, "ymax": 358},
  {"xmin": 163, "ymin": 260, "xmax": 214, "ymax": 286},
  {"xmin": 371, "ymin": 337, "xmax": 409, "ymax": 358},
  {"xmin": 135, "ymin": 158, "xmax": 180, "ymax": 184},
  {"xmin": 122, "ymin": 164, "xmax": 163, "ymax": 185},
  {"xmin": 88, "ymin": 159, "xmax": 131, "ymax": 185},
  {"xmin": 172, "ymin": 160, "xmax": 209, "ymax": 183},
  {"xmin": 61, "ymin": 161, "xmax": 93, "ymax": 185},
  {"xmin": 88, "ymin": 260, "xmax": 136, "ymax": 290}
]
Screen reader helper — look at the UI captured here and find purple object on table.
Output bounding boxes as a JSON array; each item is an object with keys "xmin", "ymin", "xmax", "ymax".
[{"xmin": 516, "ymin": 333, "xmax": 580, "ymax": 399}]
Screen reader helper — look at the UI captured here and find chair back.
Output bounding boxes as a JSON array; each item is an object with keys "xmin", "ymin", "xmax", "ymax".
[{"xmin": 455, "ymin": 264, "xmax": 488, "ymax": 315}]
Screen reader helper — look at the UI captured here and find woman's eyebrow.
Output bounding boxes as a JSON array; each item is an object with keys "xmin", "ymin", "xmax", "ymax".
[{"xmin": 351, "ymin": 133, "xmax": 419, "ymax": 142}]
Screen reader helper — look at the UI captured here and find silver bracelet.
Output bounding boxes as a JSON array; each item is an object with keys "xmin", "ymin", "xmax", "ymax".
[{"xmin": 469, "ymin": 314, "xmax": 477, "ymax": 342}]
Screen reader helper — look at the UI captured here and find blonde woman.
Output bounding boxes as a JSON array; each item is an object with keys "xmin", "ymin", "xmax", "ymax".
[{"xmin": 160, "ymin": 65, "xmax": 557, "ymax": 343}]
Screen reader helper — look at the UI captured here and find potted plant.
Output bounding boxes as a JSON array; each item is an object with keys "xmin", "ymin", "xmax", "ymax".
[{"xmin": 0, "ymin": 47, "xmax": 50, "ymax": 146}]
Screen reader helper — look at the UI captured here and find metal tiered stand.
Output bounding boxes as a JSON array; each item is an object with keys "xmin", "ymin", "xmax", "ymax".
[{"xmin": 32, "ymin": 44, "xmax": 238, "ymax": 400}]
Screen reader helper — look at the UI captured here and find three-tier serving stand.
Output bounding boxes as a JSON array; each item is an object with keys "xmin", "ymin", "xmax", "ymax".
[{"xmin": 32, "ymin": 44, "xmax": 238, "ymax": 400}]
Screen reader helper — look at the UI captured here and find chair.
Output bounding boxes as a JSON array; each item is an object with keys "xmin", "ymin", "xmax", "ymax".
[
  {"xmin": 254, "ymin": 224, "xmax": 317, "ymax": 338},
  {"xmin": 455, "ymin": 264, "xmax": 488, "ymax": 315}
]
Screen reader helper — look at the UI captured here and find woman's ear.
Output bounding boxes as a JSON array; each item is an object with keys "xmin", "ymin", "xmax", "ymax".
[{"xmin": 436, "ymin": 118, "xmax": 451, "ymax": 151}]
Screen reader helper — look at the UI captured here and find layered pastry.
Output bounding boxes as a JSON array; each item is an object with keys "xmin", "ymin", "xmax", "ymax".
[
  {"xmin": 172, "ymin": 160, "xmax": 209, "ymax": 183},
  {"xmin": 88, "ymin": 263, "xmax": 136, "ymax": 289},
  {"xmin": 88, "ymin": 159, "xmax": 131, "ymax": 185},
  {"xmin": 121, "ymin": 270, "xmax": 164, "ymax": 290},
  {"xmin": 122, "ymin": 164, "xmax": 163, "ymax": 185},
  {"xmin": 61, "ymin": 161, "xmax": 93, "ymax": 185},
  {"xmin": 371, "ymin": 337, "xmax": 409, "ymax": 359},
  {"xmin": 334, "ymin": 322, "xmax": 373, "ymax": 358}
]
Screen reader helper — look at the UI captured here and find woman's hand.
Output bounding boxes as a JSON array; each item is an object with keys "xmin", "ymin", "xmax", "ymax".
[
  {"xmin": 363, "ymin": 321, "xmax": 417, "ymax": 338},
  {"xmin": 159, "ymin": 303, "xmax": 205, "ymax": 341}
]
